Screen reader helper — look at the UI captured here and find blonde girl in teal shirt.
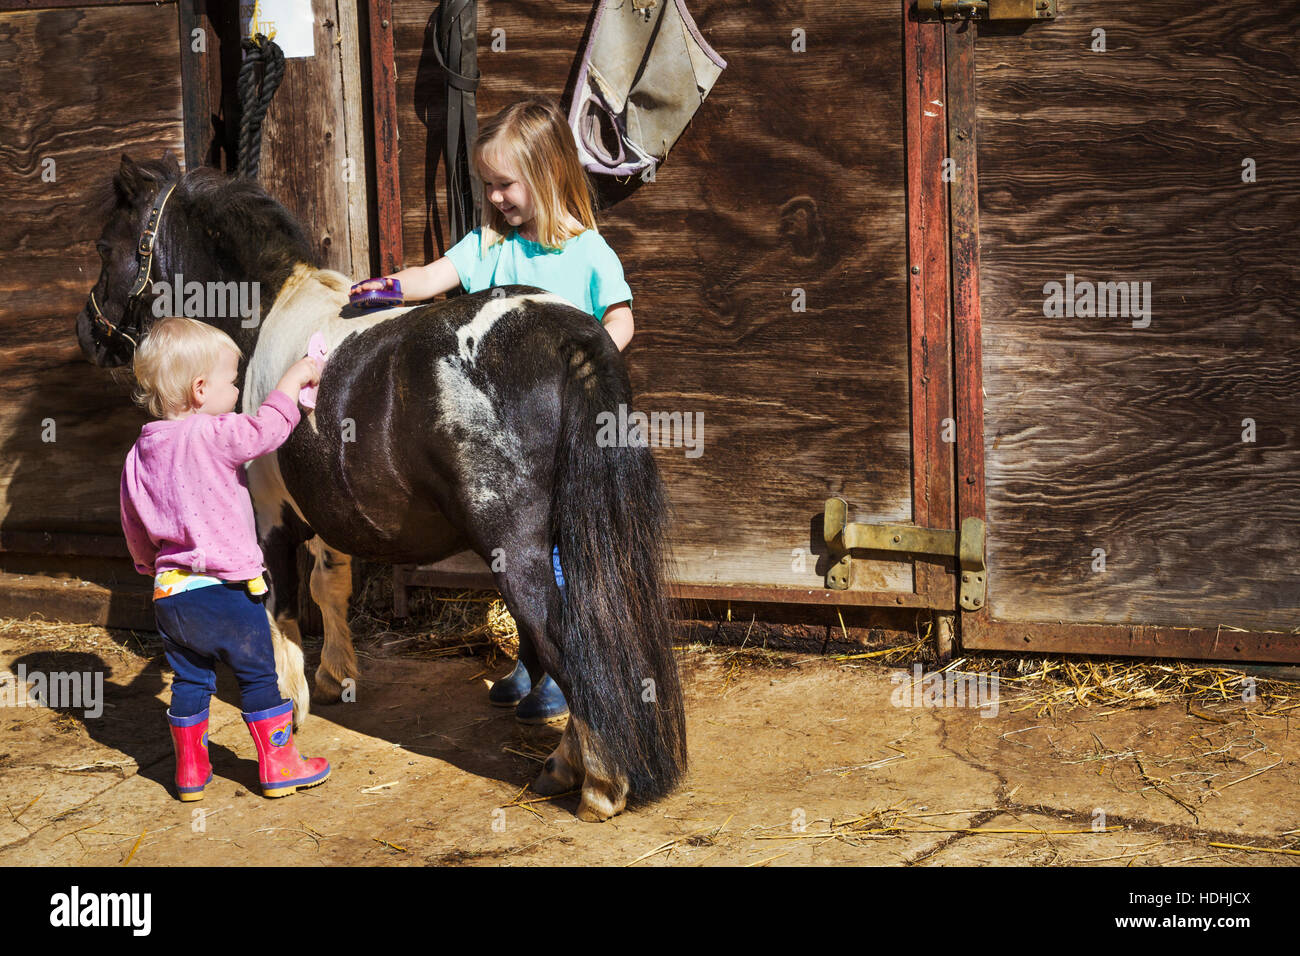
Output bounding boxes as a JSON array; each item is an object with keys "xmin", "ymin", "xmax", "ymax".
[
  {"xmin": 351, "ymin": 95, "xmax": 636, "ymax": 721},
  {"xmin": 351, "ymin": 95, "xmax": 635, "ymax": 352}
]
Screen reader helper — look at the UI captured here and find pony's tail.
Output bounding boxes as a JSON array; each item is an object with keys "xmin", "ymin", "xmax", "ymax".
[{"xmin": 548, "ymin": 337, "xmax": 687, "ymax": 803}]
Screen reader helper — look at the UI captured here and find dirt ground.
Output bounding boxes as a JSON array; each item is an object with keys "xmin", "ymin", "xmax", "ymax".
[{"xmin": 1, "ymin": 619, "xmax": 1297, "ymax": 867}]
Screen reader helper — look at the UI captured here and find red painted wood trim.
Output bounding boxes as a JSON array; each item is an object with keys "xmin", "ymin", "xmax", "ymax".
[
  {"xmin": 904, "ymin": 2, "xmax": 957, "ymax": 606},
  {"xmin": 367, "ymin": 0, "xmax": 404, "ymax": 275},
  {"xmin": 945, "ymin": 22, "xmax": 985, "ymax": 534}
]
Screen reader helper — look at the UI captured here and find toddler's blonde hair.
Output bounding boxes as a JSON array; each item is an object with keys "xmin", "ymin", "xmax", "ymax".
[
  {"xmin": 475, "ymin": 95, "xmax": 599, "ymax": 253},
  {"xmin": 131, "ymin": 317, "xmax": 243, "ymax": 419}
]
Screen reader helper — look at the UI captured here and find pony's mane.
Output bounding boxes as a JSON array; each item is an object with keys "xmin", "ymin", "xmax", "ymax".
[
  {"xmin": 97, "ymin": 153, "xmax": 319, "ymax": 278},
  {"xmin": 180, "ymin": 165, "xmax": 319, "ymax": 274}
]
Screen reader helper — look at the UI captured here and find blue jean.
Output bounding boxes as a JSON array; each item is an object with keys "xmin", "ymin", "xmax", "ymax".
[{"xmin": 153, "ymin": 582, "xmax": 285, "ymax": 719}]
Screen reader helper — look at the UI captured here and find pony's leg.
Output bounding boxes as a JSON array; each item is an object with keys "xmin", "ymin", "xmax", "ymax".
[
  {"xmin": 489, "ymin": 537, "xmax": 629, "ymax": 821},
  {"xmin": 531, "ymin": 716, "xmax": 630, "ymax": 821},
  {"xmin": 531, "ymin": 715, "xmax": 583, "ymax": 796},
  {"xmin": 570, "ymin": 716, "xmax": 629, "ymax": 822},
  {"xmin": 258, "ymin": 510, "xmax": 310, "ymax": 727},
  {"xmin": 306, "ymin": 535, "xmax": 357, "ymax": 703},
  {"xmin": 269, "ymin": 611, "xmax": 309, "ymax": 728}
]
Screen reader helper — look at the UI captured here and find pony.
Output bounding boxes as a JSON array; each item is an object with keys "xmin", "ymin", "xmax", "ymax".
[{"xmin": 75, "ymin": 151, "xmax": 686, "ymax": 821}]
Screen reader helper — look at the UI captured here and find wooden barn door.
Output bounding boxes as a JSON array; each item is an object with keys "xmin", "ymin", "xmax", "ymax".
[
  {"xmin": 0, "ymin": 2, "xmax": 187, "ymax": 627},
  {"xmin": 382, "ymin": 0, "xmax": 965, "ymax": 617},
  {"xmin": 0, "ymin": 0, "xmax": 371, "ymax": 629},
  {"xmin": 944, "ymin": 1, "xmax": 1300, "ymax": 662}
]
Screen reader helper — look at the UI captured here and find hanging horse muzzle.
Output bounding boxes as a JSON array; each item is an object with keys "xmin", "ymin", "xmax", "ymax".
[{"xmin": 569, "ymin": 0, "xmax": 727, "ymax": 179}]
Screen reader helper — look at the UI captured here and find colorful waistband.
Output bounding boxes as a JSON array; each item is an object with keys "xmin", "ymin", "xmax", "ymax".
[{"xmin": 154, "ymin": 568, "xmax": 269, "ymax": 601}]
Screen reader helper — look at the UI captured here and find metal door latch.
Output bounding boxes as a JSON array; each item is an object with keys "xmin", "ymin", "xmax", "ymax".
[
  {"xmin": 917, "ymin": 0, "xmax": 1056, "ymax": 21},
  {"xmin": 822, "ymin": 497, "xmax": 987, "ymax": 611}
]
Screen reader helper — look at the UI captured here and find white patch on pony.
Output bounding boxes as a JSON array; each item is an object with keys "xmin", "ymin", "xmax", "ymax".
[
  {"xmin": 455, "ymin": 291, "xmax": 569, "ymax": 364},
  {"xmin": 434, "ymin": 355, "xmax": 524, "ymax": 510}
]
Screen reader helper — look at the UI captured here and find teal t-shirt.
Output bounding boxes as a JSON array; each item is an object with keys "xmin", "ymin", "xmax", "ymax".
[{"xmin": 443, "ymin": 226, "xmax": 633, "ymax": 321}]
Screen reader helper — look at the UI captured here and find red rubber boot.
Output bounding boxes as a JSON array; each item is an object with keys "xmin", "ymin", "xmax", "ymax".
[
  {"xmin": 167, "ymin": 709, "xmax": 213, "ymax": 802},
  {"xmin": 242, "ymin": 700, "xmax": 330, "ymax": 797}
]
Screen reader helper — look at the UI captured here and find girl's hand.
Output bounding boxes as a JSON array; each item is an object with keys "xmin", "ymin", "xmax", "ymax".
[{"xmin": 349, "ymin": 277, "xmax": 404, "ymax": 308}]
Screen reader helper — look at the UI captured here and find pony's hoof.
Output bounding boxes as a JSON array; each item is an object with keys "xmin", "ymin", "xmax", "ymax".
[
  {"xmin": 310, "ymin": 672, "xmax": 349, "ymax": 705},
  {"xmin": 576, "ymin": 790, "xmax": 622, "ymax": 823},
  {"xmin": 532, "ymin": 756, "xmax": 580, "ymax": 797}
]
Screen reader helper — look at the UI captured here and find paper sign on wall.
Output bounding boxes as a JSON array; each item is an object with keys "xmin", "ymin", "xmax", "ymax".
[{"xmin": 240, "ymin": 0, "xmax": 315, "ymax": 59}]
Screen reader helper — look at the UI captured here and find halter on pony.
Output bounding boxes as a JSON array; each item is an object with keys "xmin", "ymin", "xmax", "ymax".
[{"xmin": 86, "ymin": 180, "xmax": 178, "ymax": 351}]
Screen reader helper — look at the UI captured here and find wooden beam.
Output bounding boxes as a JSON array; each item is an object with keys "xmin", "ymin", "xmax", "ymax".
[
  {"xmin": 904, "ymin": 0, "xmax": 957, "ymax": 608},
  {"xmin": 0, "ymin": 571, "xmax": 153, "ymax": 631},
  {"xmin": 0, "ymin": 0, "xmax": 168, "ymax": 9},
  {"xmin": 0, "ymin": 531, "xmax": 129, "ymax": 558},
  {"xmin": 962, "ymin": 614, "xmax": 1300, "ymax": 665},
  {"xmin": 177, "ymin": 0, "xmax": 230, "ymax": 170},
  {"xmin": 366, "ymin": 0, "xmax": 403, "ymax": 274},
  {"xmin": 395, "ymin": 565, "xmax": 955, "ymax": 611},
  {"xmin": 336, "ymin": 0, "xmax": 373, "ymax": 278}
]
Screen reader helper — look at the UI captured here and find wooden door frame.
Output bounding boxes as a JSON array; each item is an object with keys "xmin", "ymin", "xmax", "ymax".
[
  {"xmin": 938, "ymin": 18, "xmax": 1300, "ymax": 664},
  {"xmin": 366, "ymin": 0, "xmax": 404, "ymax": 276}
]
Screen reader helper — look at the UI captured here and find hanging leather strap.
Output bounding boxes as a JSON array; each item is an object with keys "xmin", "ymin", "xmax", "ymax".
[{"xmin": 434, "ymin": 0, "xmax": 482, "ymax": 245}]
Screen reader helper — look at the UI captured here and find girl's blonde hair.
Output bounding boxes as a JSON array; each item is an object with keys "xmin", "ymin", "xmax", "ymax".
[
  {"xmin": 131, "ymin": 317, "xmax": 243, "ymax": 419},
  {"xmin": 474, "ymin": 95, "xmax": 599, "ymax": 254}
]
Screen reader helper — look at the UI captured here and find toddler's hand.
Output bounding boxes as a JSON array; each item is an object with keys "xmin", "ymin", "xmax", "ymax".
[{"xmin": 290, "ymin": 356, "xmax": 321, "ymax": 389}]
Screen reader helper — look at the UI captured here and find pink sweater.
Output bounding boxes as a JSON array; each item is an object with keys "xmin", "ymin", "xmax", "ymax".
[{"xmin": 120, "ymin": 389, "xmax": 300, "ymax": 580}]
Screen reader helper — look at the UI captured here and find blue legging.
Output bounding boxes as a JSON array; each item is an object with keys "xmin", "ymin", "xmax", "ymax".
[{"xmin": 154, "ymin": 582, "xmax": 285, "ymax": 718}]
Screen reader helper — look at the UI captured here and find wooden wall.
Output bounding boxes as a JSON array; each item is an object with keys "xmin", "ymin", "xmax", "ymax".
[
  {"xmin": 256, "ymin": 0, "xmax": 371, "ymax": 281},
  {"xmin": 975, "ymin": 0, "xmax": 1300, "ymax": 631},
  {"xmin": 0, "ymin": 1, "xmax": 369, "ymax": 630},
  {"xmin": 0, "ymin": 4, "xmax": 184, "ymax": 545},
  {"xmin": 392, "ymin": 0, "xmax": 917, "ymax": 591}
]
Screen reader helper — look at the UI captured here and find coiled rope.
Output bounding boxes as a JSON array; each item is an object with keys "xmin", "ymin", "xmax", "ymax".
[{"xmin": 237, "ymin": 31, "xmax": 285, "ymax": 179}]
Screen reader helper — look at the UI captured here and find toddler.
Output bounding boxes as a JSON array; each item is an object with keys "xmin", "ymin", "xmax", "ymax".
[{"xmin": 120, "ymin": 316, "xmax": 329, "ymax": 800}]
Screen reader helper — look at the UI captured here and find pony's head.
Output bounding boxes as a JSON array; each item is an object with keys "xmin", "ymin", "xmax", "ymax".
[{"xmin": 76, "ymin": 152, "xmax": 318, "ymax": 369}]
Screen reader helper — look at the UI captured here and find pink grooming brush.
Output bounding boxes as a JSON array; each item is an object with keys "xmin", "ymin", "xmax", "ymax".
[{"xmin": 299, "ymin": 332, "xmax": 329, "ymax": 410}]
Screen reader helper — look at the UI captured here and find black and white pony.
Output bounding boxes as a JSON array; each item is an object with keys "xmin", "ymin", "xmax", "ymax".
[{"xmin": 75, "ymin": 152, "xmax": 686, "ymax": 821}]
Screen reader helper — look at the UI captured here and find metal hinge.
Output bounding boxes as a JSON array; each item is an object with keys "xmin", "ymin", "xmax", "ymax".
[
  {"xmin": 917, "ymin": 0, "xmax": 1056, "ymax": 22},
  {"xmin": 822, "ymin": 497, "xmax": 987, "ymax": 611}
]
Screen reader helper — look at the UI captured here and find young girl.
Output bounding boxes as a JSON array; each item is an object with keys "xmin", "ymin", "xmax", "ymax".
[
  {"xmin": 350, "ymin": 94, "xmax": 634, "ymax": 724},
  {"xmin": 120, "ymin": 316, "xmax": 331, "ymax": 801}
]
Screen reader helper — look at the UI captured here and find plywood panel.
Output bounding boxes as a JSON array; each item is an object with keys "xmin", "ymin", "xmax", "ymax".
[
  {"xmin": 975, "ymin": 0, "xmax": 1300, "ymax": 630},
  {"xmin": 393, "ymin": 0, "xmax": 914, "ymax": 591},
  {"xmin": 0, "ymin": 5, "xmax": 184, "ymax": 534},
  {"xmin": 257, "ymin": 1, "xmax": 365, "ymax": 277}
]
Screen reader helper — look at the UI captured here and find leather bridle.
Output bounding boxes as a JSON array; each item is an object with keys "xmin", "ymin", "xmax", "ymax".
[{"xmin": 86, "ymin": 180, "xmax": 178, "ymax": 351}]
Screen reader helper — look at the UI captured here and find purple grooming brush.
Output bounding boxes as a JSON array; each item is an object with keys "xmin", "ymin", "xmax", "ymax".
[{"xmin": 349, "ymin": 277, "xmax": 403, "ymax": 309}]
